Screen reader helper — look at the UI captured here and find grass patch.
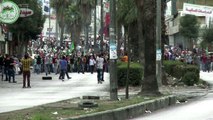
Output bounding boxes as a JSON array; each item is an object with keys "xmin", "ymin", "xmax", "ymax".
[{"xmin": 0, "ymin": 95, "xmax": 160, "ymax": 120}]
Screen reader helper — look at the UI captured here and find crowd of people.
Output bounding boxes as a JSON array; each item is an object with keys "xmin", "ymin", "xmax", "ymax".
[
  {"xmin": 164, "ymin": 45, "xmax": 213, "ymax": 72},
  {"xmin": 0, "ymin": 51, "xmax": 110, "ymax": 88},
  {"xmin": 2, "ymin": 44, "xmax": 213, "ymax": 88}
]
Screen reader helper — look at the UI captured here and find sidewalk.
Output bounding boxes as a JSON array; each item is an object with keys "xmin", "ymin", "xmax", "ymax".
[{"xmin": 0, "ymin": 72, "xmax": 110, "ymax": 113}]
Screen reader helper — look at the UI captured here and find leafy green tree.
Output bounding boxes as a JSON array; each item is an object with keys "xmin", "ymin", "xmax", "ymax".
[
  {"xmin": 117, "ymin": 0, "xmax": 139, "ymax": 60},
  {"xmin": 50, "ymin": 0, "xmax": 70, "ymax": 46},
  {"xmin": 8, "ymin": 0, "xmax": 45, "ymax": 56},
  {"xmin": 77, "ymin": 0, "xmax": 96, "ymax": 50},
  {"xmin": 201, "ymin": 27, "xmax": 213, "ymax": 48},
  {"xmin": 180, "ymin": 14, "xmax": 199, "ymax": 49},
  {"xmin": 51, "ymin": 0, "xmax": 95, "ymax": 50},
  {"xmin": 65, "ymin": 3, "xmax": 82, "ymax": 47}
]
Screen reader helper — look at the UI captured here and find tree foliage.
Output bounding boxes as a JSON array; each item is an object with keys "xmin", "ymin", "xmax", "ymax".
[
  {"xmin": 180, "ymin": 15, "xmax": 199, "ymax": 40},
  {"xmin": 117, "ymin": 0, "xmax": 138, "ymax": 26},
  {"xmin": 8, "ymin": 0, "xmax": 45, "ymax": 40},
  {"xmin": 7, "ymin": 0, "xmax": 45, "ymax": 55},
  {"xmin": 50, "ymin": 0, "xmax": 71, "ymax": 45},
  {"xmin": 51, "ymin": 0, "xmax": 95, "ymax": 46},
  {"xmin": 64, "ymin": 3, "xmax": 82, "ymax": 45},
  {"xmin": 202, "ymin": 27, "xmax": 213, "ymax": 44}
]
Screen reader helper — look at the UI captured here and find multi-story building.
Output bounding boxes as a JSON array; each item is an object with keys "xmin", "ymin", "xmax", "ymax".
[{"xmin": 166, "ymin": 0, "xmax": 213, "ymax": 50}]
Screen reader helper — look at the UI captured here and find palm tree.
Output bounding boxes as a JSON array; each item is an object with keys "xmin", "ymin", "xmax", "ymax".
[
  {"xmin": 116, "ymin": 0, "xmax": 139, "ymax": 60},
  {"xmin": 77, "ymin": 0, "xmax": 96, "ymax": 51},
  {"xmin": 50, "ymin": 0, "xmax": 70, "ymax": 46},
  {"xmin": 134, "ymin": 0, "xmax": 161, "ymax": 95},
  {"xmin": 65, "ymin": 3, "xmax": 82, "ymax": 47}
]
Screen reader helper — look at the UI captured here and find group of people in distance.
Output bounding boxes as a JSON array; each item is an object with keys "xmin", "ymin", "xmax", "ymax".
[{"xmin": 0, "ymin": 53, "xmax": 32, "ymax": 88}]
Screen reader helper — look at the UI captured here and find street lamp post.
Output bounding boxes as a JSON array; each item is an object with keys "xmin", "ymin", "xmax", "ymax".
[{"xmin": 100, "ymin": 0, "xmax": 104, "ymax": 51}]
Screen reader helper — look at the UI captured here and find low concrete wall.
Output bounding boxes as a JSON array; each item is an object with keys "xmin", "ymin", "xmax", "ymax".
[{"xmin": 65, "ymin": 95, "xmax": 176, "ymax": 120}]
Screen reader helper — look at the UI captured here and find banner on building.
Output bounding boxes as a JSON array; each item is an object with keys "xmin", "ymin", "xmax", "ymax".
[{"xmin": 183, "ymin": 3, "xmax": 213, "ymax": 17}]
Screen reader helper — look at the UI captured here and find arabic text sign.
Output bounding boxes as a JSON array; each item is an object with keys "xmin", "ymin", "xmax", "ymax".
[
  {"xmin": 183, "ymin": 3, "xmax": 213, "ymax": 16},
  {"xmin": 20, "ymin": 8, "xmax": 34, "ymax": 17}
]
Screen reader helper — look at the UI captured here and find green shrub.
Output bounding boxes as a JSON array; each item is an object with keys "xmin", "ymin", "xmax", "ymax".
[
  {"xmin": 164, "ymin": 60, "xmax": 199, "ymax": 81},
  {"xmin": 184, "ymin": 65, "xmax": 200, "ymax": 78},
  {"xmin": 182, "ymin": 72, "xmax": 199, "ymax": 86},
  {"xmin": 117, "ymin": 62, "xmax": 143, "ymax": 87},
  {"xmin": 172, "ymin": 65, "xmax": 185, "ymax": 79},
  {"xmin": 163, "ymin": 60, "xmax": 185, "ymax": 77}
]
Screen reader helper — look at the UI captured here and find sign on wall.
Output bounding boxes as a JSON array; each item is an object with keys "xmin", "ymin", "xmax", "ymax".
[
  {"xmin": 183, "ymin": 3, "xmax": 213, "ymax": 17},
  {"xmin": 20, "ymin": 8, "xmax": 33, "ymax": 17},
  {"xmin": 109, "ymin": 42, "xmax": 117, "ymax": 59},
  {"xmin": 0, "ymin": 1, "xmax": 20, "ymax": 24}
]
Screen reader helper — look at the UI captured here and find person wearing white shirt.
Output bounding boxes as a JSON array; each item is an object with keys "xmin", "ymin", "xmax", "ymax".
[
  {"xmin": 89, "ymin": 56, "xmax": 96, "ymax": 74},
  {"xmin": 96, "ymin": 54, "xmax": 104, "ymax": 84}
]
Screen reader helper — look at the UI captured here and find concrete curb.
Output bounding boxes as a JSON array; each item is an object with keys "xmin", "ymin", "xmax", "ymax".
[{"xmin": 65, "ymin": 95, "xmax": 176, "ymax": 120}]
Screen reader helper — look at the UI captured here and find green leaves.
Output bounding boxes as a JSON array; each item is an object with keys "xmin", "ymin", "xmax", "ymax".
[
  {"xmin": 8, "ymin": 0, "xmax": 45, "ymax": 40},
  {"xmin": 202, "ymin": 27, "xmax": 213, "ymax": 44},
  {"xmin": 117, "ymin": 0, "xmax": 138, "ymax": 25},
  {"xmin": 65, "ymin": 4, "xmax": 81, "ymax": 25},
  {"xmin": 180, "ymin": 14, "xmax": 199, "ymax": 40}
]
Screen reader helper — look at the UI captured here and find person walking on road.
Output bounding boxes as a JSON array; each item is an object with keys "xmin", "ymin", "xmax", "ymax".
[
  {"xmin": 59, "ymin": 56, "xmax": 68, "ymax": 81},
  {"xmin": 21, "ymin": 53, "xmax": 33, "ymax": 88},
  {"xmin": 96, "ymin": 54, "xmax": 104, "ymax": 84}
]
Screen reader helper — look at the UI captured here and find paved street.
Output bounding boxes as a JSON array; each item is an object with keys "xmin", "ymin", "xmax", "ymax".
[
  {"xmin": 0, "ymin": 72, "xmax": 110, "ymax": 113},
  {"xmin": 131, "ymin": 71, "xmax": 213, "ymax": 120}
]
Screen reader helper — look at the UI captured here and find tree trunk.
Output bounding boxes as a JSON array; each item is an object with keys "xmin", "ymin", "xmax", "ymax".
[
  {"xmin": 135, "ymin": 0, "xmax": 161, "ymax": 96},
  {"xmin": 161, "ymin": 0, "xmax": 169, "ymax": 85},
  {"xmin": 60, "ymin": 21, "xmax": 65, "ymax": 47},
  {"xmin": 20, "ymin": 32, "xmax": 25, "ymax": 56},
  {"xmin": 117, "ymin": 23, "xmax": 122, "ymax": 57},
  {"xmin": 94, "ymin": 0, "xmax": 97, "ymax": 47}
]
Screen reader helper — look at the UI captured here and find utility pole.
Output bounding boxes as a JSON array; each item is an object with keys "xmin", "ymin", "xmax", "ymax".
[
  {"xmin": 94, "ymin": 0, "xmax": 97, "ymax": 49},
  {"xmin": 156, "ymin": 0, "xmax": 162, "ymax": 86},
  {"xmin": 109, "ymin": 0, "xmax": 118, "ymax": 100},
  {"xmin": 100, "ymin": 0, "xmax": 104, "ymax": 51},
  {"xmin": 49, "ymin": 2, "xmax": 51, "ymax": 49}
]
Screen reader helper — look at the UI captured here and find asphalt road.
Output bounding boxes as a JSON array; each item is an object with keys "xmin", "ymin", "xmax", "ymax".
[
  {"xmin": 131, "ymin": 71, "xmax": 213, "ymax": 120},
  {"xmin": 0, "ymin": 72, "xmax": 110, "ymax": 113}
]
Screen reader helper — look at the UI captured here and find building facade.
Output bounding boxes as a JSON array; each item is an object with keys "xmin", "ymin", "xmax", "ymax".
[{"xmin": 166, "ymin": 0, "xmax": 213, "ymax": 50}]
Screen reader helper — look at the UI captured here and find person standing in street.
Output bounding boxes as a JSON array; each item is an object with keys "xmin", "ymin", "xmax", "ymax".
[
  {"xmin": 21, "ymin": 53, "xmax": 33, "ymax": 88},
  {"xmin": 96, "ymin": 54, "xmax": 104, "ymax": 84},
  {"xmin": 89, "ymin": 55, "xmax": 96, "ymax": 74},
  {"xmin": 8, "ymin": 56, "xmax": 16, "ymax": 83},
  {"xmin": 44, "ymin": 54, "xmax": 51, "ymax": 76},
  {"xmin": 4, "ymin": 54, "xmax": 11, "ymax": 81},
  {"xmin": 59, "ymin": 56, "xmax": 68, "ymax": 81},
  {"xmin": 35, "ymin": 55, "xmax": 42, "ymax": 74},
  {"xmin": 0, "ymin": 53, "xmax": 4, "ymax": 80}
]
